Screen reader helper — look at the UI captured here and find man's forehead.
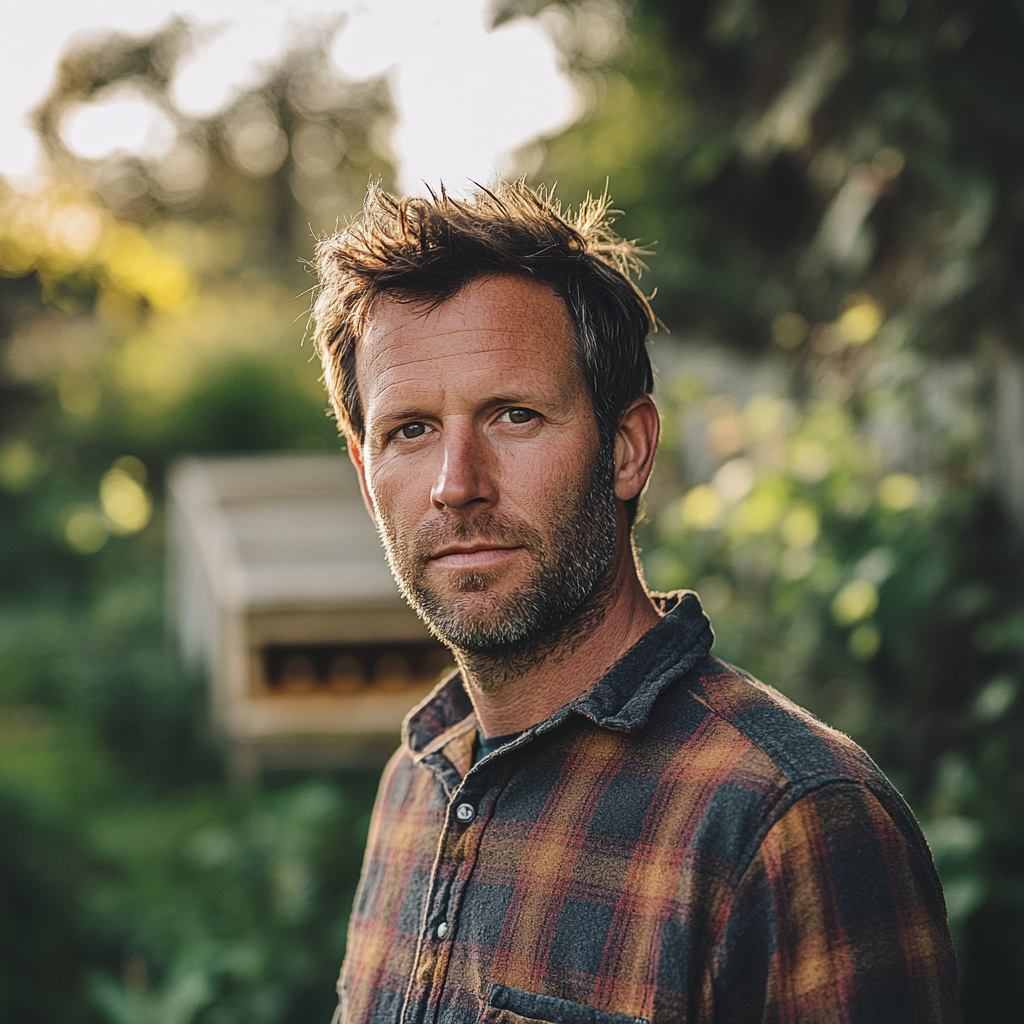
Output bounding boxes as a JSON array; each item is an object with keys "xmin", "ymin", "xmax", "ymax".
[
  {"xmin": 357, "ymin": 275, "xmax": 576, "ymax": 376},
  {"xmin": 364, "ymin": 274, "xmax": 570, "ymax": 340}
]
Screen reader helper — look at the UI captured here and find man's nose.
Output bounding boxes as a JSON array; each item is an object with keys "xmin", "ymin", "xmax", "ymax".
[{"xmin": 430, "ymin": 424, "xmax": 496, "ymax": 511}]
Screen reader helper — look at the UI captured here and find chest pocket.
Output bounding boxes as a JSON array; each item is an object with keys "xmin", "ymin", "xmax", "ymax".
[{"xmin": 478, "ymin": 985, "xmax": 647, "ymax": 1024}]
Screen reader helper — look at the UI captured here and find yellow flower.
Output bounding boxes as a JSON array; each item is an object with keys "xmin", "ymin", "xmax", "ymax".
[
  {"xmin": 732, "ymin": 483, "xmax": 784, "ymax": 535},
  {"xmin": 878, "ymin": 473, "xmax": 920, "ymax": 511},
  {"xmin": 832, "ymin": 580, "xmax": 879, "ymax": 626},
  {"xmin": 679, "ymin": 485, "xmax": 723, "ymax": 530},
  {"xmin": 100, "ymin": 468, "xmax": 152, "ymax": 535},
  {"xmin": 838, "ymin": 295, "xmax": 883, "ymax": 343},
  {"xmin": 781, "ymin": 505, "xmax": 820, "ymax": 548},
  {"xmin": 65, "ymin": 507, "xmax": 109, "ymax": 554}
]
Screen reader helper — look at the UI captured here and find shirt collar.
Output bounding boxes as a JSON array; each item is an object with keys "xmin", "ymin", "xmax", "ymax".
[{"xmin": 402, "ymin": 590, "xmax": 714, "ymax": 758}]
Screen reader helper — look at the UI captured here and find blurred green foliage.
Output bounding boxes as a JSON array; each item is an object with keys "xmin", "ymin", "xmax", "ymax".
[
  {"xmin": 522, "ymin": 0, "xmax": 1024, "ymax": 1017},
  {"xmin": 1, "ymin": 2, "xmax": 1023, "ymax": 1022},
  {"xmin": 0, "ymin": 19, "xmax": 388, "ymax": 1024},
  {"xmin": 0, "ymin": 540, "xmax": 378, "ymax": 1024}
]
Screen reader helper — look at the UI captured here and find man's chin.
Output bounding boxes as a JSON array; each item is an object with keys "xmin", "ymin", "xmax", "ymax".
[
  {"xmin": 421, "ymin": 560, "xmax": 523, "ymax": 595},
  {"xmin": 419, "ymin": 585, "xmax": 514, "ymax": 625},
  {"xmin": 411, "ymin": 586, "xmax": 540, "ymax": 652}
]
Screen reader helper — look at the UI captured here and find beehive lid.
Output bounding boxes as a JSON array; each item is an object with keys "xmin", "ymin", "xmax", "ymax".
[{"xmin": 170, "ymin": 454, "xmax": 403, "ymax": 612}]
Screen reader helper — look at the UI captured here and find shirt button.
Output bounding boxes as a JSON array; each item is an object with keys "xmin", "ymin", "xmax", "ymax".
[
  {"xmin": 455, "ymin": 802, "xmax": 475, "ymax": 822},
  {"xmin": 436, "ymin": 921, "xmax": 449, "ymax": 939}
]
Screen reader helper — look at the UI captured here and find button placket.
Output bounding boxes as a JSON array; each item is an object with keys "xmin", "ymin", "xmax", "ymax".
[
  {"xmin": 428, "ymin": 797, "xmax": 478, "ymax": 945},
  {"xmin": 411, "ymin": 761, "xmax": 513, "ymax": 1024}
]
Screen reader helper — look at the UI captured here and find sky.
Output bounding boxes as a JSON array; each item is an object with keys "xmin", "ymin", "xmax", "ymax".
[{"xmin": 1, "ymin": 0, "xmax": 580, "ymax": 193}]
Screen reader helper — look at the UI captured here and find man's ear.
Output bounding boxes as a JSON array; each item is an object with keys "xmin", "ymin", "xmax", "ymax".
[
  {"xmin": 346, "ymin": 437, "xmax": 377, "ymax": 522},
  {"xmin": 614, "ymin": 396, "xmax": 660, "ymax": 503}
]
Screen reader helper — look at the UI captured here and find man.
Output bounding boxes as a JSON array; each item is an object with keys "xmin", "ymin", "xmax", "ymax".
[{"xmin": 312, "ymin": 180, "xmax": 961, "ymax": 1024}]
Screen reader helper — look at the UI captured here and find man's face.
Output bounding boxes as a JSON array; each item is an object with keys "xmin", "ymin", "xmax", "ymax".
[{"xmin": 351, "ymin": 274, "xmax": 618, "ymax": 654}]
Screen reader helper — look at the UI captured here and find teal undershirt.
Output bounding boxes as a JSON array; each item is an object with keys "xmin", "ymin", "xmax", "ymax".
[{"xmin": 473, "ymin": 729, "xmax": 522, "ymax": 764}]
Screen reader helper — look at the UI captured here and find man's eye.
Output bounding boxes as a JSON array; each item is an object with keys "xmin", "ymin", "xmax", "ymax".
[
  {"xmin": 503, "ymin": 408, "xmax": 535, "ymax": 424},
  {"xmin": 399, "ymin": 423, "xmax": 427, "ymax": 439}
]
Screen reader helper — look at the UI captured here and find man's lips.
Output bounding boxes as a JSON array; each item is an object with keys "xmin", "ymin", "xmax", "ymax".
[{"xmin": 429, "ymin": 544, "xmax": 523, "ymax": 570}]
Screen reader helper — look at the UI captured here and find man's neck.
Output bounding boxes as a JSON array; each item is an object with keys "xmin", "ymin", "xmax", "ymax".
[{"xmin": 456, "ymin": 540, "xmax": 661, "ymax": 738}]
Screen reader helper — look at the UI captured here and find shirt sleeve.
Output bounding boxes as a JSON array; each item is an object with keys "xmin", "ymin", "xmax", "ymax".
[{"xmin": 710, "ymin": 781, "xmax": 963, "ymax": 1023}]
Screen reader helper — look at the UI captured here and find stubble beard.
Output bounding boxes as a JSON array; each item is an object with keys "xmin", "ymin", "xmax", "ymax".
[{"xmin": 376, "ymin": 446, "xmax": 619, "ymax": 692}]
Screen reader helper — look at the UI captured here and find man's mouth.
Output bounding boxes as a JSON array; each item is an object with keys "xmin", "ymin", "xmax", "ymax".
[{"xmin": 429, "ymin": 543, "xmax": 523, "ymax": 571}]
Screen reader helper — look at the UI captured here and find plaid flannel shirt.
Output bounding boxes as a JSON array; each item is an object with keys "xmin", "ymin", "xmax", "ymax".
[{"xmin": 334, "ymin": 592, "xmax": 961, "ymax": 1024}]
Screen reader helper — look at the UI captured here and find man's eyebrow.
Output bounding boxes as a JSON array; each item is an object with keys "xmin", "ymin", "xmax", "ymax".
[
  {"xmin": 373, "ymin": 408, "xmax": 429, "ymax": 427},
  {"xmin": 480, "ymin": 395, "xmax": 534, "ymax": 409}
]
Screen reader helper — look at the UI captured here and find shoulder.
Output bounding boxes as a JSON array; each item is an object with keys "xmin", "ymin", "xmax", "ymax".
[
  {"xmin": 684, "ymin": 656, "xmax": 885, "ymax": 795},
  {"xmin": 647, "ymin": 655, "xmax": 928, "ymax": 876}
]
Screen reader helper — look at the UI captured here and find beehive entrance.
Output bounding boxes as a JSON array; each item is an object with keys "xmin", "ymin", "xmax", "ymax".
[{"xmin": 261, "ymin": 641, "xmax": 453, "ymax": 696}]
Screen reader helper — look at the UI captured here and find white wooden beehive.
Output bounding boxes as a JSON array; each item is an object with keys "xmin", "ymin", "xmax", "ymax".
[{"xmin": 168, "ymin": 454, "xmax": 452, "ymax": 777}]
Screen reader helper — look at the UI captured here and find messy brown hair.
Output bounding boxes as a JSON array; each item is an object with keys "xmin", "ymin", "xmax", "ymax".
[{"xmin": 311, "ymin": 178, "xmax": 655, "ymax": 454}]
